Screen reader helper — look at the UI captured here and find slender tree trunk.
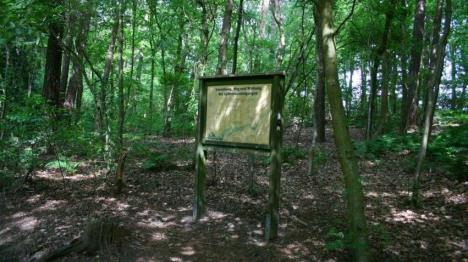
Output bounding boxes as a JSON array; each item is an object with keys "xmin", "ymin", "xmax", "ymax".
[
  {"xmin": 449, "ymin": 45, "xmax": 457, "ymax": 109},
  {"xmin": 60, "ymin": 21, "xmax": 71, "ymax": 106},
  {"xmin": 317, "ymin": 1, "xmax": 370, "ymax": 260},
  {"xmin": 405, "ymin": 0, "xmax": 427, "ymax": 131},
  {"xmin": 347, "ymin": 60, "xmax": 354, "ymax": 117},
  {"xmin": 429, "ymin": 0, "xmax": 452, "ymax": 133},
  {"xmin": 232, "ymin": 0, "xmax": 244, "ymax": 74},
  {"xmin": 149, "ymin": 43, "xmax": 155, "ymax": 118},
  {"xmin": 375, "ymin": 50, "xmax": 391, "ymax": 135},
  {"xmin": 216, "ymin": 0, "xmax": 233, "ymax": 75},
  {"xmin": 271, "ymin": 0, "xmax": 285, "ymax": 70},
  {"xmin": 313, "ymin": 5, "xmax": 326, "ymax": 142},
  {"xmin": 117, "ymin": 0, "xmax": 126, "ymax": 156},
  {"xmin": 366, "ymin": 9, "xmax": 393, "ymax": 140},
  {"xmin": 400, "ymin": 52, "xmax": 409, "ymax": 132},
  {"xmin": 64, "ymin": 1, "xmax": 91, "ymax": 116},
  {"xmin": 389, "ymin": 60, "xmax": 397, "ymax": 114},
  {"xmin": 0, "ymin": 45, "xmax": 9, "ymax": 140},
  {"xmin": 358, "ymin": 56, "xmax": 367, "ymax": 118},
  {"xmin": 127, "ymin": 0, "xmax": 137, "ymax": 109},
  {"xmin": 412, "ymin": 0, "xmax": 451, "ymax": 205}
]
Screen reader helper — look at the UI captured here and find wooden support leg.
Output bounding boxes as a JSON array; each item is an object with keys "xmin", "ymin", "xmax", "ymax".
[{"xmin": 193, "ymin": 145, "xmax": 206, "ymax": 220}]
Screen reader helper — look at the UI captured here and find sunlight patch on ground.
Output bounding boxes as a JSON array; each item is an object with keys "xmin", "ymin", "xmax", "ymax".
[
  {"xmin": 34, "ymin": 199, "xmax": 67, "ymax": 212},
  {"xmin": 445, "ymin": 194, "xmax": 466, "ymax": 204},
  {"xmin": 169, "ymin": 257, "xmax": 183, "ymax": 262},
  {"xmin": 387, "ymin": 208, "xmax": 440, "ymax": 224},
  {"xmin": 246, "ymin": 236, "xmax": 266, "ymax": 247},
  {"xmin": 15, "ymin": 216, "xmax": 39, "ymax": 231},
  {"xmin": 151, "ymin": 232, "xmax": 167, "ymax": 241},
  {"xmin": 180, "ymin": 245, "xmax": 195, "ymax": 256},
  {"xmin": 10, "ymin": 212, "xmax": 28, "ymax": 219},
  {"xmin": 26, "ymin": 194, "xmax": 42, "ymax": 204},
  {"xmin": 280, "ymin": 241, "xmax": 311, "ymax": 259},
  {"xmin": 366, "ymin": 191, "xmax": 398, "ymax": 198},
  {"xmin": 303, "ymin": 194, "xmax": 315, "ymax": 200}
]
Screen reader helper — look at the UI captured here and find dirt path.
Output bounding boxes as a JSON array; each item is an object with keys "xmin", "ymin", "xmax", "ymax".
[{"xmin": 0, "ymin": 128, "xmax": 466, "ymax": 261}]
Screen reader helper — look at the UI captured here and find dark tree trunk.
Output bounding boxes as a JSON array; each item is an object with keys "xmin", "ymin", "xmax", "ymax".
[
  {"xmin": 216, "ymin": 0, "xmax": 233, "ymax": 75},
  {"xmin": 313, "ymin": 5, "xmax": 326, "ymax": 142},
  {"xmin": 366, "ymin": 8, "xmax": 393, "ymax": 140},
  {"xmin": 412, "ymin": 0, "xmax": 452, "ymax": 204},
  {"xmin": 449, "ymin": 45, "xmax": 457, "ymax": 109},
  {"xmin": 358, "ymin": 56, "xmax": 368, "ymax": 118},
  {"xmin": 64, "ymin": 1, "xmax": 91, "ymax": 118},
  {"xmin": 232, "ymin": 0, "xmax": 244, "ymax": 74},
  {"xmin": 42, "ymin": 11, "xmax": 64, "ymax": 108},
  {"xmin": 405, "ymin": 0, "xmax": 427, "ymax": 131}
]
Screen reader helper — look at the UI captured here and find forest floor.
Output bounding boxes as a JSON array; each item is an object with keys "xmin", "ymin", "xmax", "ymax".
[{"xmin": 0, "ymin": 127, "xmax": 466, "ymax": 261}]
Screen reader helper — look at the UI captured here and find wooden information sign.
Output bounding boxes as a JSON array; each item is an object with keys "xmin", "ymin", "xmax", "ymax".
[{"xmin": 193, "ymin": 72, "xmax": 285, "ymax": 240}]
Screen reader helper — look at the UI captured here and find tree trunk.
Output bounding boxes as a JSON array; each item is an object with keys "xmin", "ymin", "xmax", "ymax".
[
  {"xmin": 313, "ymin": 5, "xmax": 326, "ymax": 143},
  {"xmin": 271, "ymin": 0, "xmax": 285, "ymax": 70},
  {"xmin": 400, "ymin": 52, "xmax": 409, "ymax": 132},
  {"xmin": 366, "ymin": 9, "xmax": 393, "ymax": 140},
  {"xmin": 216, "ymin": 0, "xmax": 233, "ymax": 75},
  {"xmin": 127, "ymin": 0, "xmax": 137, "ymax": 110},
  {"xmin": 0, "ymin": 45, "xmax": 9, "ymax": 140},
  {"xmin": 64, "ymin": 0, "xmax": 92, "ymax": 119},
  {"xmin": 117, "ymin": 0, "xmax": 126, "ymax": 154},
  {"xmin": 231, "ymin": 0, "xmax": 244, "ymax": 74},
  {"xmin": 412, "ymin": 0, "xmax": 452, "ymax": 205},
  {"xmin": 358, "ymin": 56, "xmax": 367, "ymax": 118},
  {"xmin": 317, "ymin": 1, "xmax": 370, "ymax": 260},
  {"xmin": 405, "ymin": 0, "xmax": 427, "ymax": 131},
  {"xmin": 375, "ymin": 50, "xmax": 391, "ymax": 135},
  {"xmin": 449, "ymin": 45, "xmax": 457, "ymax": 109},
  {"xmin": 42, "ymin": 6, "xmax": 64, "ymax": 109},
  {"xmin": 347, "ymin": 60, "xmax": 354, "ymax": 117}
]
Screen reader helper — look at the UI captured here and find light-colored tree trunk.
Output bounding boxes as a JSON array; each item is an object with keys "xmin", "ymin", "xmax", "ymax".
[{"xmin": 317, "ymin": 1, "xmax": 370, "ymax": 260}]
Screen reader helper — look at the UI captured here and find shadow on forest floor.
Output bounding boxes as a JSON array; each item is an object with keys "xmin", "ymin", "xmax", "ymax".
[{"xmin": 0, "ymin": 127, "xmax": 466, "ymax": 261}]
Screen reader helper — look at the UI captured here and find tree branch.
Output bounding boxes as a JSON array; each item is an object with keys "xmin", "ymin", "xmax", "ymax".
[{"xmin": 335, "ymin": 0, "xmax": 357, "ymax": 36}]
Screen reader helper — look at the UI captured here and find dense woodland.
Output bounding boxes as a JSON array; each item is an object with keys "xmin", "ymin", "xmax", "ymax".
[{"xmin": 0, "ymin": 0, "xmax": 466, "ymax": 261}]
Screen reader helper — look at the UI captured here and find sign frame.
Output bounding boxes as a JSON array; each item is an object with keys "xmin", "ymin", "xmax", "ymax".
[
  {"xmin": 199, "ymin": 74, "xmax": 281, "ymax": 151},
  {"xmin": 193, "ymin": 72, "xmax": 285, "ymax": 241}
]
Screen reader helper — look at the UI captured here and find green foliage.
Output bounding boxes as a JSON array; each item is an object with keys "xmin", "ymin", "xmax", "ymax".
[
  {"xmin": 355, "ymin": 111, "xmax": 468, "ymax": 180},
  {"xmin": 312, "ymin": 148, "xmax": 328, "ymax": 166},
  {"xmin": 45, "ymin": 156, "xmax": 80, "ymax": 175},
  {"xmin": 370, "ymin": 223, "xmax": 391, "ymax": 248},
  {"xmin": 282, "ymin": 146, "xmax": 307, "ymax": 164},
  {"xmin": 354, "ymin": 133, "xmax": 420, "ymax": 160},
  {"xmin": 428, "ymin": 123, "xmax": 468, "ymax": 181},
  {"xmin": 325, "ymin": 227, "xmax": 346, "ymax": 251}
]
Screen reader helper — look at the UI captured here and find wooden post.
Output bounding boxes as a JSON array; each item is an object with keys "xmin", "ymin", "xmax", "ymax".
[
  {"xmin": 193, "ymin": 79, "xmax": 207, "ymax": 220},
  {"xmin": 265, "ymin": 75, "xmax": 283, "ymax": 240}
]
